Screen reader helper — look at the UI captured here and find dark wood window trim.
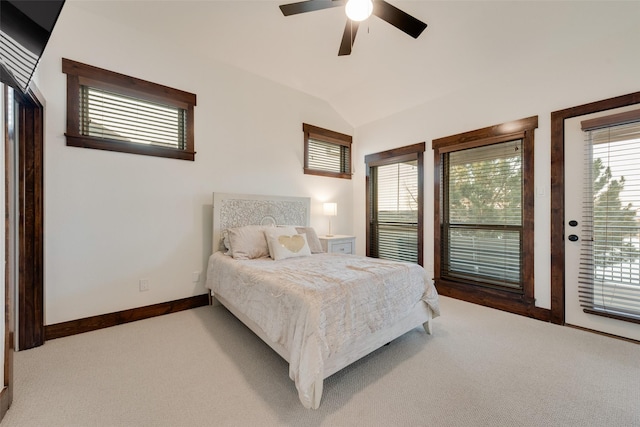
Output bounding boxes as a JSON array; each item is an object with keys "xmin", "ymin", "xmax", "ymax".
[
  {"xmin": 550, "ymin": 91, "xmax": 640, "ymax": 325},
  {"xmin": 62, "ymin": 58, "xmax": 197, "ymax": 161},
  {"xmin": 433, "ymin": 116, "xmax": 549, "ymax": 320},
  {"xmin": 365, "ymin": 142, "xmax": 424, "ymax": 266},
  {"xmin": 303, "ymin": 123, "xmax": 352, "ymax": 179}
]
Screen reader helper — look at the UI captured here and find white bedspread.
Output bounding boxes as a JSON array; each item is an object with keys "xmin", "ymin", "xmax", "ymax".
[{"xmin": 205, "ymin": 252, "xmax": 440, "ymax": 408}]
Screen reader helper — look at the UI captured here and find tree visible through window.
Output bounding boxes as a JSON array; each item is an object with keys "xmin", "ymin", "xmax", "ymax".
[
  {"xmin": 444, "ymin": 140, "xmax": 523, "ymax": 289},
  {"xmin": 580, "ymin": 116, "xmax": 640, "ymax": 323}
]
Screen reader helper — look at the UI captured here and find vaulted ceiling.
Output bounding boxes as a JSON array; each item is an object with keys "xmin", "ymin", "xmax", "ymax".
[{"xmin": 71, "ymin": 0, "xmax": 639, "ymax": 127}]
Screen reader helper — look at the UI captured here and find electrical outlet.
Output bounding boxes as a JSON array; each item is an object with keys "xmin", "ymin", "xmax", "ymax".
[
  {"xmin": 139, "ymin": 279, "xmax": 150, "ymax": 292},
  {"xmin": 192, "ymin": 271, "xmax": 201, "ymax": 283}
]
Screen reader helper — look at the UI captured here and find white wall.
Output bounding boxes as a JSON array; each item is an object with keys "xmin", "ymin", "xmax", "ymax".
[
  {"xmin": 35, "ymin": 3, "xmax": 353, "ymax": 325},
  {"xmin": 352, "ymin": 4, "xmax": 640, "ymax": 310},
  {"xmin": 34, "ymin": 1, "xmax": 640, "ymax": 324}
]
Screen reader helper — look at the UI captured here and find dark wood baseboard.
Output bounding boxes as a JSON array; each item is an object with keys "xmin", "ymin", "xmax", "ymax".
[{"xmin": 45, "ymin": 294, "xmax": 210, "ymax": 341}]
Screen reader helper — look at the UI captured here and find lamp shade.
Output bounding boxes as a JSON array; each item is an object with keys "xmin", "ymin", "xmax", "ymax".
[
  {"xmin": 345, "ymin": 0, "xmax": 373, "ymax": 22},
  {"xmin": 323, "ymin": 202, "xmax": 338, "ymax": 216}
]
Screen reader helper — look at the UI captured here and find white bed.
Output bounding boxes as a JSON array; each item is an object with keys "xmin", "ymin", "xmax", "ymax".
[{"xmin": 205, "ymin": 192, "xmax": 440, "ymax": 409}]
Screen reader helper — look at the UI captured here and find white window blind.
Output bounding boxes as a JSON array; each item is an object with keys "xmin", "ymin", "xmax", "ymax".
[
  {"xmin": 442, "ymin": 139, "xmax": 523, "ymax": 289},
  {"xmin": 80, "ymin": 86, "xmax": 186, "ymax": 149},
  {"xmin": 0, "ymin": 29, "xmax": 38, "ymax": 91},
  {"xmin": 308, "ymin": 138, "xmax": 350, "ymax": 174},
  {"xmin": 580, "ymin": 120, "xmax": 640, "ymax": 321},
  {"xmin": 372, "ymin": 160, "xmax": 418, "ymax": 263},
  {"xmin": 303, "ymin": 123, "xmax": 352, "ymax": 179}
]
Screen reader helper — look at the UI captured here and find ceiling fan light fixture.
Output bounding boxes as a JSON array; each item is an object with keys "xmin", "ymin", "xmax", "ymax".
[{"xmin": 345, "ymin": 0, "xmax": 373, "ymax": 22}]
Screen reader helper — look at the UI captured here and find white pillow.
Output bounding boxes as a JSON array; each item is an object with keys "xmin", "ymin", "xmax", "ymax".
[
  {"xmin": 295, "ymin": 226, "xmax": 324, "ymax": 254},
  {"xmin": 227, "ymin": 225, "xmax": 271, "ymax": 260},
  {"xmin": 265, "ymin": 227, "xmax": 312, "ymax": 260}
]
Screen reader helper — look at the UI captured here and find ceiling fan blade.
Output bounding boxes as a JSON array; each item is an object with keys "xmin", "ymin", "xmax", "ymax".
[
  {"xmin": 338, "ymin": 20, "xmax": 359, "ymax": 56},
  {"xmin": 279, "ymin": 0, "xmax": 345, "ymax": 16},
  {"xmin": 372, "ymin": 0, "xmax": 427, "ymax": 39}
]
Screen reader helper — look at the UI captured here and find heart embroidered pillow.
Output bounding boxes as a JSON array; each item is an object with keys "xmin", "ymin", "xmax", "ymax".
[
  {"xmin": 264, "ymin": 228, "xmax": 312, "ymax": 260},
  {"xmin": 278, "ymin": 234, "xmax": 306, "ymax": 253}
]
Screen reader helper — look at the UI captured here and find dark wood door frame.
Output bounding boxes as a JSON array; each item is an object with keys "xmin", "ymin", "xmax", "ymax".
[
  {"xmin": 549, "ymin": 91, "xmax": 640, "ymax": 325},
  {"xmin": 15, "ymin": 88, "xmax": 44, "ymax": 350}
]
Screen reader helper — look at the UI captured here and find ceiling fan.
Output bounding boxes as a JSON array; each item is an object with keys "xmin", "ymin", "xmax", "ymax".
[{"xmin": 279, "ymin": 0, "xmax": 427, "ymax": 56}]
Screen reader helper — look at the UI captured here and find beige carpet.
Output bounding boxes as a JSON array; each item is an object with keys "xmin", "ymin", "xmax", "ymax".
[{"xmin": 2, "ymin": 296, "xmax": 639, "ymax": 426}]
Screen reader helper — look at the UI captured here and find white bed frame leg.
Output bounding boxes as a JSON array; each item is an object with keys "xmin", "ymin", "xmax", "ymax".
[
  {"xmin": 311, "ymin": 379, "xmax": 323, "ymax": 409},
  {"xmin": 423, "ymin": 321, "xmax": 432, "ymax": 335},
  {"xmin": 422, "ymin": 310, "xmax": 433, "ymax": 335}
]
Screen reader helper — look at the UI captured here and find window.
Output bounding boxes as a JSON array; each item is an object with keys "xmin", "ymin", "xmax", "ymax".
[
  {"xmin": 366, "ymin": 143, "xmax": 424, "ymax": 265},
  {"xmin": 303, "ymin": 123, "xmax": 352, "ymax": 179},
  {"xmin": 444, "ymin": 141, "xmax": 523, "ymax": 289},
  {"xmin": 62, "ymin": 58, "xmax": 196, "ymax": 161},
  {"xmin": 433, "ymin": 117, "xmax": 537, "ymax": 314},
  {"xmin": 580, "ymin": 110, "xmax": 640, "ymax": 324}
]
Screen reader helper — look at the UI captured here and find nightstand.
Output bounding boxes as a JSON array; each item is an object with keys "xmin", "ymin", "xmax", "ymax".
[{"xmin": 319, "ymin": 235, "xmax": 355, "ymax": 255}]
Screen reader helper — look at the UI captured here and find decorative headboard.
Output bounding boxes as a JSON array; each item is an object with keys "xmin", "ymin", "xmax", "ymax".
[{"xmin": 212, "ymin": 193, "xmax": 311, "ymax": 252}]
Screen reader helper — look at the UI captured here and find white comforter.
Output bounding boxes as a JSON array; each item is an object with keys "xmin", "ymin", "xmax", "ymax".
[{"xmin": 205, "ymin": 252, "xmax": 440, "ymax": 408}]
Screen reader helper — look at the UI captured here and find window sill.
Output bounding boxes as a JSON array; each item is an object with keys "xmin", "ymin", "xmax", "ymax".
[
  {"xmin": 303, "ymin": 168, "xmax": 351, "ymax": 179},
  {"xmin": 436, "ymin": 278, "xmax": 550, "ymax": 321},
  {"xmin": 65, "ymin": 135, "xmax": 195, "ymax": 161}
]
